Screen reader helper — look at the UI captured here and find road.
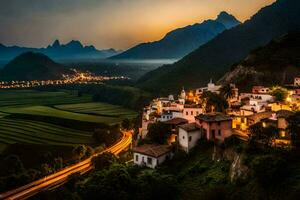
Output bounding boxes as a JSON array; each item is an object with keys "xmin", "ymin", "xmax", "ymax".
[{"xmin": 0, "ymin": 130, "xmax": 132, "ymax": 200}]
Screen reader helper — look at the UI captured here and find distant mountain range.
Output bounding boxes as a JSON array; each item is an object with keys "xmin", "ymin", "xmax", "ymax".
[
  {"xmin": 111, "ymin": 11, "xmax": 240, "ymax": 59},
  {"xmin": 0, "ymin": 52, "xmax": 72, "ymax": 81},
  {"xmin": 219, "ymin": 32, "xmax": 300, "ymax": 91},
  {"xmin": 0, "ymin": 40, "xmax": 122, "ymax": 63},
  {"xmin": 137, "ymin": 0, "xmax": 300, "ymax": 94}
]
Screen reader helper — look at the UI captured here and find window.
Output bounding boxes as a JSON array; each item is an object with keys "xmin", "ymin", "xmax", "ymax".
[
  {"xmin": 196, "ymin": 111, "xmax": 199, "ymax": 115},
  {"xmin": 147, "ymin": 157, "xmax": 152, "ymax": 165},
  {"xmin": 218, "ymin": 130, "xmax": 221, "ymax": 136},
  {"xmin": 186, "ymin": 111, "xmax": 188, "ymax": 116},
  {"xmin": 183, "ymin": 136, "xmax": 185, "ymax": 139},
  {"xmin": 217, "ymin": 121, "xmax": 221, "ymax": 126},
  {"xmin": 189, "ymin": 136, "xmax": 192, "ymax": 142},
  {"xmin": 191, "ymin": 111, "xmax": 194, "ymax": 115},
  {"xmin": 135, "ymin": 154, "xmax": 139, "ymax": 161}
]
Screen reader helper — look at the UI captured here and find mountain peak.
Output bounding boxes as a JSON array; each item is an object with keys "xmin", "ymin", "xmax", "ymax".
[
  {"xmin": 66, "ymin": 40, "xmax": 83, "ymax": 48},
  {"xmin": 52, "ymin": 39, "xmax": 61, "ymax": 48},
  {"xmin": 216, "ymin": 11, "xmax": 241, "ymax": 29}
]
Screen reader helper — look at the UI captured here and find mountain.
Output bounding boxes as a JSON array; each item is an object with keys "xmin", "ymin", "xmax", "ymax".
[
  {"xmin": 111, "ymin": 12, "xmax": 240, "ymax": 59},
  {"xmin": 137, "ymin": 0, "xmax": 300, "ymax": 94},
  {"xmin": 0, "ymin": 52, "xmax": 72, "ymax": 80},
  {"xmin": 0, "ymin": 40, "xmax": 121, "ymax": 63},
  {"xmin": 219, "ymin": 32, "xmax": 300, "ymax": 91}
]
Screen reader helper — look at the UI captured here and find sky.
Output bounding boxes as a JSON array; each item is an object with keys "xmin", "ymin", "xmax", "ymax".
[{"xmin": 0, "ymin": 0, "xmax": 275, "ymax": 50}]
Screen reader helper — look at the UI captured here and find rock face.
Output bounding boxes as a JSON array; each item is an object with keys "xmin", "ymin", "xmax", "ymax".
[
  {"xmin": 137, "ymin": 0, "xmax": 300, "ymax": 94},
  {"xmin": 219, "ymin": 32, "xmax": 300, "ymax": 91},
  {"xmin": 112, "ymin": 12, "xmax": 240, "ymax": 59}
]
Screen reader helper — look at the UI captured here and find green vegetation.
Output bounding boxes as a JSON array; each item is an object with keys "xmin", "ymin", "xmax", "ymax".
[
  {"xmin": 55, "ymin": 102, "xmax": 137, "ymax": 119},
  {"xmin": 0, "ymin": 89, "xmax": 91, "ymax": 107},
  {"xmin": 0, "ymin": 89, "xmax": 135, "ymax": 150},
  {"xmin": 0, "ymin": 118, "xmax": 94, "ymax": 146}
]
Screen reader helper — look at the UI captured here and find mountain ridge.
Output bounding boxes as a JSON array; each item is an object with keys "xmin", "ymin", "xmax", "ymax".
[
  {"xmin": 137, "ymin": 0, "xmax": 300, "ymax": 94},
  {"xmin": 0, "ymin": 40, "xmax": 122, "ymax": 62},
  {"xmin": 111, "ymin": 11, "xmax": 241, "ymax": 59}
]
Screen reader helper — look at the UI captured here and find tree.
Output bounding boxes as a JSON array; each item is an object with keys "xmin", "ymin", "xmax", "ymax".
[
  {"xmin": 72, "ymin": 145, "xmax": 88, "ymax": 161},
  {"xmin": 147, "ymin": 122, "xmax": 171, "ymax": 144},
  {"xmin": 220, "ymin": 84, "xmax": 235, "ymax": 107},
  {"xmin": 92, "ymin": 152, "xmax": 117, "ymax": 170},
  {"xmin": 200, "ymin": 91, "xmax": 228, "ymax": 113},
  {"xmin": 251, "ymin": 155, "xmax": 286, "ymax": 187},
  {"xmin": 270, "ymin": 86, "xmax": 288, "ymax": 103},
  {"xmin": 287, "ymin": 112, "xmax": 300, "ymax": 148},
  {"xmin": 121, "ymin": 118, "xmax": 132, "ymax": 130},
  {"xmin": 249, "ymin": 122, "xmax": 278, "ymax": 147}
]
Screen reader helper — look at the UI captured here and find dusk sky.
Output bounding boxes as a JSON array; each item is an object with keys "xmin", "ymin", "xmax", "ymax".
[{"xmin": 0, "ymin": 0, "xmax": 275, "ymax": 50}]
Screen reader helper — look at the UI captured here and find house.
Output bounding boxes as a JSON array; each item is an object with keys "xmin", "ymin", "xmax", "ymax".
[
  {"xmin": 195, "ymin": 79, "xmax": 222, "ymax": 96},
  {"xmin": 182, "ymin": 104, "xmax": 203, "ymax": 122},
  {"xmin": 276, "ymin": 110, "xmax": 294, "ymax": 138},
  {"xmin": 133, "ymin": 144, "xmax": 173, "ymax": 168},
  {"xmin": 195, "ymin": 112, "xmax": 233, "ymax": 141},
  {"xmin": 178, "ymin": 123, "xmax": 202, "ymax": 153},
  {"xmin": 246, "ymin": 111, "xmax": 274, "ymax": 127},
  {"xmin": 164, "ymin": 117, "xmax": 188, "ymax": 143},
  {"xmin": 294, "ymin": 77, "xmax": 300, "ymax": 86},
  {"xmin": 252, "ymin": 86, "xmax": 271, "ymax": 94},
  {"xmin": 158, "ymin": 111, "xmax": 173, "ymax": 122}
]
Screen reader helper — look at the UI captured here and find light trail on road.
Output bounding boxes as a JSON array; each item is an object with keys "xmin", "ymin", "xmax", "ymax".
[{"xmin": 0, "ymin": 130, "xmax": 132, "ymax": 200}]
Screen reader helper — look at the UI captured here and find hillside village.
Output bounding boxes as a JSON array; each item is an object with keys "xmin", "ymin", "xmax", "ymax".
[{"xmin": 133, "ymin": 77, "xmax": 300, "ymax": 168}]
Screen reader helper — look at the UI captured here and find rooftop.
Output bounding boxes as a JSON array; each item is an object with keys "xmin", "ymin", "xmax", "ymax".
[
  {"xmin": 164, "ymin": 117, "xmax": 188, "ymax": 125},
  {"xmin": 276, "ymin": 110, "xmax": 295, "ymax": 118},
  {"xmin": 246, "ymin": 111, "xmax": 273, "ymax": 121},
  {"xmin": 196, "ymin": 112, "xmax": 232, "ymax": 122},
  {"xmin": 179, "ymin": 122, "xmax": 200, "ymax": 132},
  {"xmin": 133, "ymin": 144, "xmax": 171, "ymax": 158}
]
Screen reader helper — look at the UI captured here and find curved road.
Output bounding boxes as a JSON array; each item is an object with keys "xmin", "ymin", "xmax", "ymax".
[{"xmin": 0, "ymin": 131, "xmax": 132, "ymax": 200}]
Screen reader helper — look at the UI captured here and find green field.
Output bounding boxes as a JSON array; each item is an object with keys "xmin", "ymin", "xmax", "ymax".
[
  {"xmin": 55, "ymin": 102, "xmax": 137, "ymax": 119},
  {"xmin": 0, "ymin": 89, "xmax": 92, "ymax": 107},
  {"xmin": 0, "ymin": 89, "xmax": 137, "ymax": 149},
  {"xmin": 0, "ymin": 118, "xmax": 94, "ymax": 146}
]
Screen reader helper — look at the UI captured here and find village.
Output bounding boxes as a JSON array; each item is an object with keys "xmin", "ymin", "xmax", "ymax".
[{"xmin": 133, "ymin": 77, "xmax": 300, "ymax": 168}]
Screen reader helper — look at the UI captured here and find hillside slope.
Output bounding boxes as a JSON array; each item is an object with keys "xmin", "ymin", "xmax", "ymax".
[
  {"xmin": 112, "ymin": 12, "xmax": 240, "ymax": 59},
  {"xmin": 137, "ymin": 0, "xmax": 300, "ymax": 94},
  {"xmin": 0, "ymin": 52, "xmax": 71, "ymax": 80},
  {"xmin": 219, "ymin": 32, "xmax": 300, "ymax": 91}
]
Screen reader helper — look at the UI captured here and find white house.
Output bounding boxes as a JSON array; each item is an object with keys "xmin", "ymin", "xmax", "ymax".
[
  {"xmin": 178, "ymin": 123, "xmax": 202, "ymax": 153},
  {"xmin": 133, "ymin": 144, "xmax": 173, "ymax": 168},
  {"xmin": 195, "ymin": 79, "xmax": 222, "ymax": 96}
]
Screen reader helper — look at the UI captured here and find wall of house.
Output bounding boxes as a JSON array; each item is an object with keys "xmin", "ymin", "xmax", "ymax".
[
  {"xmin": 178, "ymin": 128, "xmax": 202, "ymax": 153},
  {"xmin": 133, "ymin": 152, "xmax": 172, "ymax": 168},
  {"xmin": 182, "ymin": 107, "xmax": 203, "ymax": 122},
  {"xmin": 278, "ymin": 118, "xmax": 288, "ymax": 129},
  {"xmin": 196, "ymin": 120, "xmax": 232, "ymax": 141}
]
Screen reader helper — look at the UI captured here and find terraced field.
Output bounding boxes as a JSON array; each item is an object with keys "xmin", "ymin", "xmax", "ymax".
[
  {"xmin": 0, "ymin": 89, "xmax": 91, "ymax": 107},
  {"xmin": 55, "ymin": 102, "xmax": 137, "ymax": 119},
  {"xmin": 0, "ymin": 118, "xmax": 94, "ymax": 146},
  {"xmin": 0, "ymin": 105, "xmax": 122, "ymax": 124},
  {"xmin": 0, "ymin": 89, "xmax": 137, "ymax": 148}
]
